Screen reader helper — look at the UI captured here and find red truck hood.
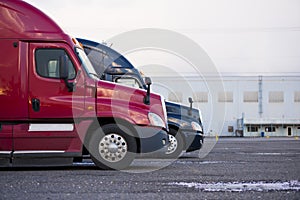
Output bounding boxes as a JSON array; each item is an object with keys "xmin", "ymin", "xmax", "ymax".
[{"xmin": 95, "ymin": 80, "xmax": 165, "ymax": 126}]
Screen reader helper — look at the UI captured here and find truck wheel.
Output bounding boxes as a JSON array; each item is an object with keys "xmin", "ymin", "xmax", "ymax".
[
  {"xmin": 165, "ymin": 129, "xmax": 184, "ymax": 158},
  {"xmin": 88, "ymin": 124, "xmax": 137, "ymax": 170}
]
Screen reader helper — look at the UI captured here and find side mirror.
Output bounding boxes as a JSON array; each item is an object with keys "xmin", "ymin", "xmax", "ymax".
[
  {"xmin": 144, "ymin": 77, "xmax": 152, "ymax": 105},
  {"xmin": 144, "ymin": 77, "xmax": 152, "ymax": 85},
  {"xmin": 59, "ymin": 55, "xmax": 74, "ymax": 92},
  {"xmin": 188, "ymin": 97, "xmax": 193, "ymax": 116}
]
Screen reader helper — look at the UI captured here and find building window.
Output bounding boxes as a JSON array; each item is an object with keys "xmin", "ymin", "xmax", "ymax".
[
  {"xmin": 294, "ymin": 91, "xmax": 300, "ymax": 103},
  {"xmin": 243, "ymin": 91, "xmax": 258, "ymax": 102},
  {"xmin": 247, "ymin": 126, "xmax": 259, "ymax": 132},
  {"xmin": 218, "ymin": 92, "xmax": 233, "ymax": 103},
  {"xmin": 269, "ymin": 91, "xmax": 284, "ymax": 103},
  {"xmin": 193, "ymin": 92, "xmax": 208, "ymax": 103},
  {"xmin": 228, "ymin": 126, "xmax": 234, "ymax": 132},
  {"xmin": 168, "ymin": 91, "xmax": 183, "ymax": 102},
  {"xmin": 265, "ymin": 126, "xmax": 276, "ymax": 132}
]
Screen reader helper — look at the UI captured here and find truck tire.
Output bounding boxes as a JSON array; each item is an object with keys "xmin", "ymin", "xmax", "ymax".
[
  {"xmin": 88, "ymin": 124, "xmax": 137, "ymax": 170},
  {"xmin": 165, "ymin": 128, "xmax": 184, "ymax": 158}
]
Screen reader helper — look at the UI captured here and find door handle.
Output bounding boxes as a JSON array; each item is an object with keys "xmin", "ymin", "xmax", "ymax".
[{"xmin": 32, "ymin": 98, "xmax": 40, "ymax": 112}]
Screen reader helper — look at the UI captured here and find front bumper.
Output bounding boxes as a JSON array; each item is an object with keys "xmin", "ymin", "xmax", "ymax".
[
  {"xmin": 134, "ymin": 126, "xmax": 169, "ymax": 155},
  {"xmin": 181, "ymin": 129, "xmax": 204, "ymax": 152}
]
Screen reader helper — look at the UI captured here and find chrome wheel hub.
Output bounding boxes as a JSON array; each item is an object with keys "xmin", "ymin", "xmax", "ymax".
[
  {"xmin": 166, "ymin": 134, "xmax": 178, "ymax": 154},
  {"xmin": 98, "ymin": 133, "xmax": 128, "ymax": 162}
]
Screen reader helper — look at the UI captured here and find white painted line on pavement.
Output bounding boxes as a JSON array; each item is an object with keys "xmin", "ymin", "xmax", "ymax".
[{"xmin": 169, "ymin": 180, "xmax": 300, "ymax": 192}]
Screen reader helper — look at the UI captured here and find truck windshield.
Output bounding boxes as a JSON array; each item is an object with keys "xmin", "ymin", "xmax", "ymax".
[{"xmin": 75, "ymin": 47, "xmax": 99, "ymax": 80}]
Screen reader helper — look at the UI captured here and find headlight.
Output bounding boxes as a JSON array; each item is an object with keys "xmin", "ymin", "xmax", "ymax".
[
  {"xmin": 191, "ymin": 121, "xmax": 202, "ymax": 132},
  {"xmin": 148, "ymin": 112, "xmax": 166, "ymax": 128}
]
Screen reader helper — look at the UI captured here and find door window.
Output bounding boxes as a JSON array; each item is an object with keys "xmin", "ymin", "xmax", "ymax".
[{"xmin": 35, "ymin": 49, "xmax": 76, "ymax": 79}]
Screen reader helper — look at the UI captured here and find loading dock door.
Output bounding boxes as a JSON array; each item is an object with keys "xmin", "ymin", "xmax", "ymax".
[{"xmin": 287, "ymin": 127, "xmax": 292, "ymax": 136}]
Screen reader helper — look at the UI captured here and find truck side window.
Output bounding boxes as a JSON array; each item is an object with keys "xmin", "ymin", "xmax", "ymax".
[{"xmin": 35, "ymin": 49, "xmax": 76, "ymax": 79}]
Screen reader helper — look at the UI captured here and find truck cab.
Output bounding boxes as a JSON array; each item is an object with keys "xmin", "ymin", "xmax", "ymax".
[
  {"xmin": 77, "ymin": 38, "xmax": 204, "ymax": 158},
  {"xmin": 0, "ymin": 0, "xmax": 169, "ymax": 170}
]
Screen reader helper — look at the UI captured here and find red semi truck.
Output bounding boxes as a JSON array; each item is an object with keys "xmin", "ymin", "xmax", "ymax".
[{"xmin": 0, "ymin": 0, "xmax": 168, "ymax": 170}]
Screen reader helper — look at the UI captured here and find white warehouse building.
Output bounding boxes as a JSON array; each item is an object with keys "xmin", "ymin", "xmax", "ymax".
[{"xmin": 149, "ymin": 74, "xmax": 300, "ymax": 137}]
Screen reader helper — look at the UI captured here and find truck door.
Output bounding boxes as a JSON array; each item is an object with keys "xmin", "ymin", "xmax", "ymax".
[
  {"xmin": 28, "ymin": 43, "xmax": 85, "ymax": 119},
  {"xmin": 13, "ymin": 43, "xmax": 85, "ymax": 154}
]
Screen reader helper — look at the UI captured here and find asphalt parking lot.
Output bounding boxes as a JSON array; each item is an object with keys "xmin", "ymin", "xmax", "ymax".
[{"xmin": 0, "ymin": 137, "xmax": 299, "ymax": 200}]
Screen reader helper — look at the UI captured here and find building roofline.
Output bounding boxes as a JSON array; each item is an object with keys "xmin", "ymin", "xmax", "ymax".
[
  {"xmin": 150, "ymin": 73, "xmax": 300, "ymax": 81},
  {"xmin": 244, "ymin": 118, "xmax": 300, "ymax": 125}
]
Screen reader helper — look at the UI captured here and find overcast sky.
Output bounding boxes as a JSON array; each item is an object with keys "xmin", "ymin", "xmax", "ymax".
[{"xmin": 25, "ymin": 0, "xmax": 300, "ymax": 75}]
